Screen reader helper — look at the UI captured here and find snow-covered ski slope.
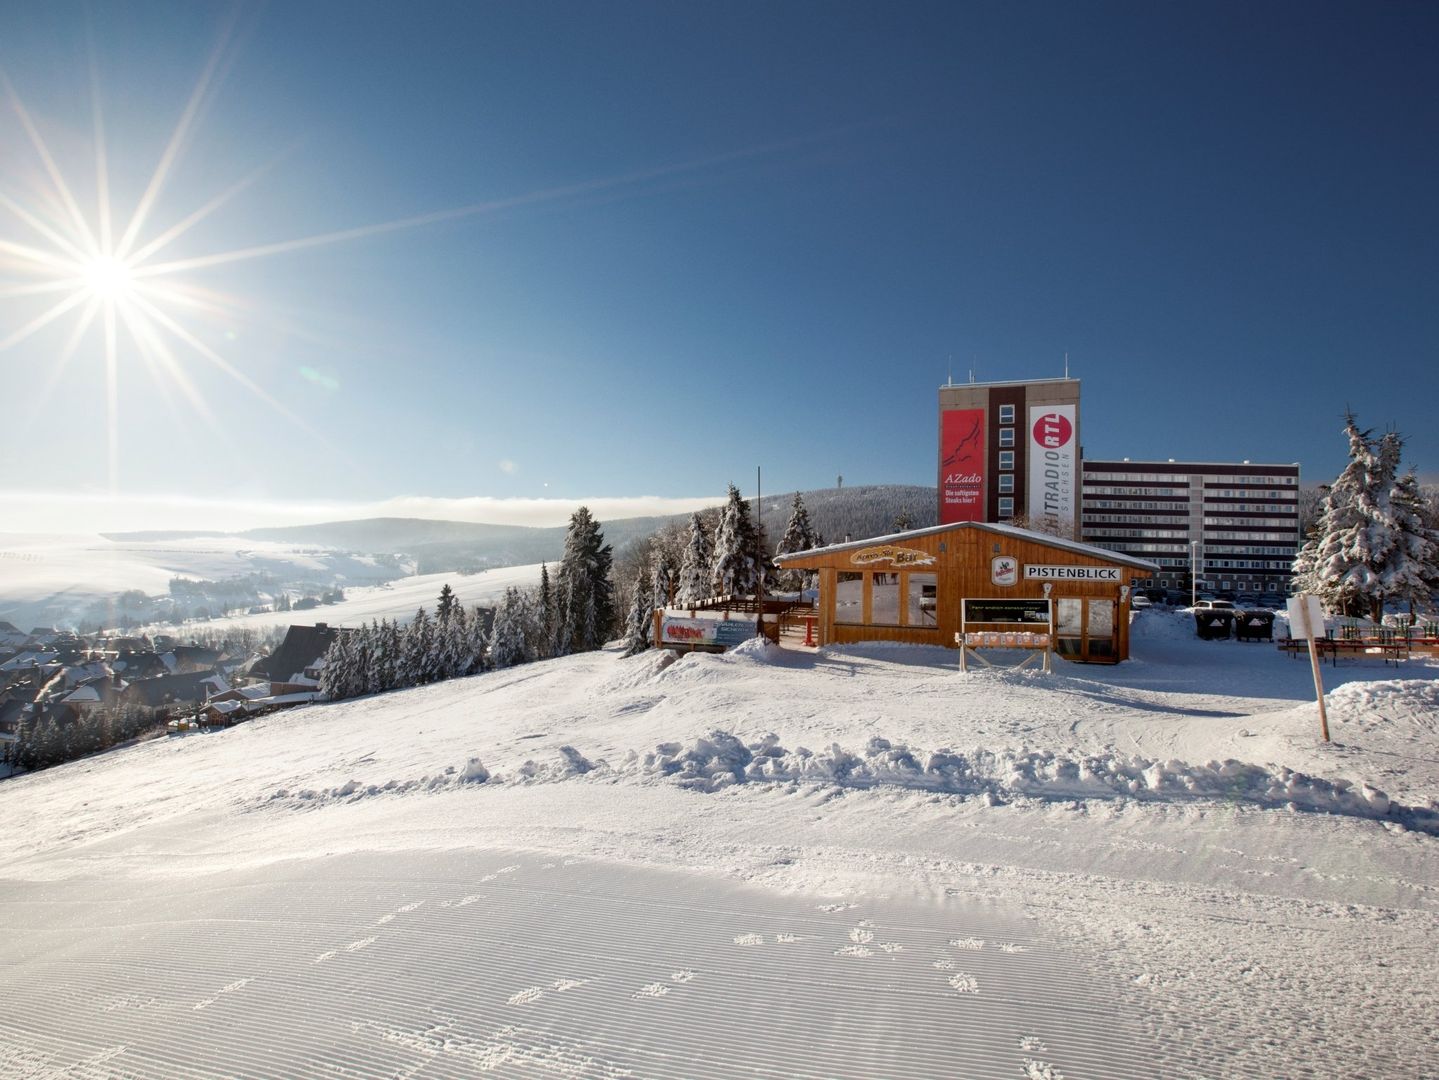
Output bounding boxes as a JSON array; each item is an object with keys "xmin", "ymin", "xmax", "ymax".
[{"xmin": 1, "ymin": 609, "xmax": 1435, "ymax": 1078}]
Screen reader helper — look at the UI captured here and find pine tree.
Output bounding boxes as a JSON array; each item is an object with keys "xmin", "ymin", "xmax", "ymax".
[
  {"xmin": 437, "ymin": 583, "xmax": 457, "ymax": 622},
  {"xmin": 1384, "ymin": 463, "xmax": 1439, "ymax": 614},
  {"xmin": 536, "ymin": 563, "xmax": 555, "ymax": 659},
  {"xmin": 675, "ymin": 513, "xmax": 713, "ymax": 606},
  {"xmin": 775, "ymin": 491, "xmax": 818, "ymax": 591},
  {"xmin": 650, "ymin": 539, "xmax": 674, "ymax": 609},
  {"xmin": 556, "ymin": 507, "xmax": 614, "ymax": 652},
  {"xmin": 402, "ymin": 608, "xmax": 434, "ymax": 686},
  {"xmin": 490, "ymin": 587, "xmax": 528, "ymax": 669},
  {"xmin": 711, "ymin": 484, "xmax": 761, "ymax": 596},
  {"xmin": 1292, "ymin": 413, "xmax": 1407, "ymax": 619},
  {"xmin": 622, "ymin": 570, "xmax": 654, "ymax": 657},
  {"xmin": 465, "ymin": 606, "xmax": 489, "ymax": 673}
]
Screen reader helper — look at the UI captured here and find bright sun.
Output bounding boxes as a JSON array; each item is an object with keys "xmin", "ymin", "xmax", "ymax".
[{"xmin": 81, "ymin": 255, "xmax": 135, "ymax": 302}]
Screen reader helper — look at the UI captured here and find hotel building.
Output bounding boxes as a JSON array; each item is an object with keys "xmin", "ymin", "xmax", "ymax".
[{"xmin": 1080, "ymin": 460, "xmax": 1302, "ymax": 595}]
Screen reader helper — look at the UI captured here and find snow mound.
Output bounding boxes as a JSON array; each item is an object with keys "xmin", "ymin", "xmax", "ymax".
[
  {"xmin": 258, "ymin": 729, "xmax": 1435, "ymax": 833},
  {"xmin": 1327, "ymin": 679, "xmax": 1439, "ymax": 733},
  {"xmin": 613, "ymin": 730, "xmax": 1432, "ymax": 830}
]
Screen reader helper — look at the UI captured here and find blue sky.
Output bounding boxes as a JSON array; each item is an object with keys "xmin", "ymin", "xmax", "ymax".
[{"xmin": 1, "ymin": 1, "xmax": 1435, "ymax": 531}]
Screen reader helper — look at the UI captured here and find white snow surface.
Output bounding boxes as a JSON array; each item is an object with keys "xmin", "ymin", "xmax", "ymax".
[{"xmin": 1, "ymin": 608, "xmax": 1436, "ymax": 1078}]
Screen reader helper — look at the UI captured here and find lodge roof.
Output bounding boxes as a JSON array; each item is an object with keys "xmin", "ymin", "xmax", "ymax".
[{"xmin": 773, "ymin": 520, "xmax": 1161, "ymax": 573}]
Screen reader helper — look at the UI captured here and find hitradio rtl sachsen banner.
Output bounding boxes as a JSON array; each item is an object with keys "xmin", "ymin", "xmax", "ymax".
[
  {"xmin": 940, "ymin": 408, "xmax": 986, "ymax": 523},
  {"xmin": 1028, "ymin": 404, "xmax": 1076, "ymax": 532}
]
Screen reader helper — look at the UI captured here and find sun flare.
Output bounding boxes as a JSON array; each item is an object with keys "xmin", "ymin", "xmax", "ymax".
[{"xmin": 81, "ymin": 255, "xmax": 135, "ymax": 303}]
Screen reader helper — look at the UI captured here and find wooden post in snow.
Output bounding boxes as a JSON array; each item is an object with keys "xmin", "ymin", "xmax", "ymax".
[{"xmin": 1288, "ymin": 594, "xmax": 1330, "ymax": 743}]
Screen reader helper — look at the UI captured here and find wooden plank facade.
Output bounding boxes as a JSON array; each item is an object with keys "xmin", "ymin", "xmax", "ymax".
[{"xmin": 774, "ymin": 521, "xmax": 1159, "ymax": 663}]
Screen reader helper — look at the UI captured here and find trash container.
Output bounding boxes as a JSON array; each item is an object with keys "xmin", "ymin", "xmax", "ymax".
[{"xmin": 1194, "ymin": 611, "xmax": 1234, "ymax": 640}]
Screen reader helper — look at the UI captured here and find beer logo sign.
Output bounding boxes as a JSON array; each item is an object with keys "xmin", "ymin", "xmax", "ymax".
[
  {"xmin": 1032, "ymin": 411, "xmax": 1073, "ymax": 449},
  {"xmin": 991, "ymin": 555, "xmax": 1018, "ymax": 587}
]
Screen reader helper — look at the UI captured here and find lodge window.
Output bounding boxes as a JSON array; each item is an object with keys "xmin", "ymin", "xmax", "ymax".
[
  {"xmin": 998, "ymin": 427, "xmax": 1015, "ymax": 447},
  {"xmin": 997, "ymin": 497, "xmax": 1015, "ymax": 518},
  {"xmin": 835, "ymin": 572, "xmax": 863, "ymax": 623},
  {"xmin": 906, "ymin": 573, "xmax": 938, "ymax": 627},
  {"xmin": 998, "ymin": 451, "xmax": 1015, "ymax": 470},
  {"xmin": 998, "ymin": 404, "xmax": 1015, "ymax": 423},
  {"xmin": 998, "ymin": 475, "xmax": 1014, "ymax": 494},
  {"xmin": 871, "ymin": 573, "xmax": 901, "ymax": 625}
]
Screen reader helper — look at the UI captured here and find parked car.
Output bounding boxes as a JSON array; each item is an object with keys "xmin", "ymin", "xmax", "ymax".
[
  {"xmin": 1236, "ymin": 594, "xmax": 1259, "ymax": 607},
  {"xmin": 1258, "ymin": 593, "xmax": 1287, "ymax": 609},
  {"xmin": 1131, "ymin": 594, "xmax": 1153, "ymax": 609},
  {"xmin": 1193, "ymin": 599, "xmax": 1237, "ymax": 611}
]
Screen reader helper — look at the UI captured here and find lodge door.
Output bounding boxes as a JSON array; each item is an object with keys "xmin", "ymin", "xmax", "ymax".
[{"xmin": 1054, "ymin": 598, "xmax": 1119, "ymax": 663}]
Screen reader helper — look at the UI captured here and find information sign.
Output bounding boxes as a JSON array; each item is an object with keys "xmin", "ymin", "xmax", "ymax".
[{"xmin": 961, "ymin": 598, "xmax": 1051, "ymax": 624}]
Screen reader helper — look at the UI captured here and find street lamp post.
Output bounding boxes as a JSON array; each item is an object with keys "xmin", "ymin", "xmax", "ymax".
[{"xmin": 1190, "ymin": 540, "xmax": 1200, "ymax": 606}]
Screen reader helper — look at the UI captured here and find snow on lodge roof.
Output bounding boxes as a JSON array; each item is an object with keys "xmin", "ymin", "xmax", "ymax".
[{"xmin": 774, "ymin": 520, "xmax": 1161, "ymax": 573}]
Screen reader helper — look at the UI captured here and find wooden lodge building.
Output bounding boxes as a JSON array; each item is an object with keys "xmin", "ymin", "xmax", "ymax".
[{"xmin": 773, "ymin": 521, "xmax": 1159, "ymax": 663}]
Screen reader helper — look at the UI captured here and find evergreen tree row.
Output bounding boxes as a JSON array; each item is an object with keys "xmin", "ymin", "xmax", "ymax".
[
  {"xmin": 322, "ymin": 507, "xmax": 618, "ymax": 698},
  {"xmin": 11, "ymin": 704, "xmax": 163, "ymax": 773}
]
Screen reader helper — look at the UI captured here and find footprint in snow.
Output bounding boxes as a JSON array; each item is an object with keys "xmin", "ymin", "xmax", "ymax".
[
  {"xmin": 314, "ymin": 950, "xmax": 337, "ymax": 964},
  {"xmin": 193, "ymin": 977, "xmax": 253, "ymax": 1011},
  {"xmin": 344, "ymin": 937, "xmax": 375, "ymax": 953},
  {"xmin": 932, "ymin": 958, "xmax": 955, "ymax": 971},
  {"xmin": 1022, "ymin": 1059, "xmax": 1065, "ymax": 1080},
  {"xmin": 998, "ymin": 942, "xmax": 1029, "ymax": 954},
  {"xmin": 1019, "ymin": 1036, "xmax": 1047, "ymax": 1053},
  {"xmin": 816, "ymin": 903, "xmax": 856, "ymax": 913},
  {"xmin": 774, "ymin": 933, "xmax": 804, "ymax": 943},
  {"xmin": 670, "ymin": 970, "xmax": 695, "ymax": 984},
  {"xmin": 950, "ymin": 937, "xmax": 984, "ymax": 950},
  {"xmin": 507, "ymin": 987, "xmax": 544, "ymax": 1005},
  {"xmin": 848, "ymin": 928, "xmax": 874, "ymax": 944},
  {"xmin": 948, "ymin": 972, "xmax": 979, "ymax": 994},
  {"xmin": 633, "ymin": 982, "xmax": 670, "ymax": 998},
  {"xmin": 834, "ymin": 945, "xmax": 874, "ymax": 958},
  {"xmin": 552, "ymin": 979, "xmax": 587, "ymax": 993},
  {"xmin": 733, "ymin": 933, "xmax": 764, "ymax": 946}
]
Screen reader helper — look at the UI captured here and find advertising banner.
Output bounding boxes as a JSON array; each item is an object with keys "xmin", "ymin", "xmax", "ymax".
[
  {"xmin": 1028, "ymin": 404, "xmax": 1077, "ymax": 532},
  {"xmin": 659, "ymin": 614, "xmax": 757, "ymax": 649},
  {"xmin": 940, "ymin": 408, "xmax": 986, "ymax": 523}
]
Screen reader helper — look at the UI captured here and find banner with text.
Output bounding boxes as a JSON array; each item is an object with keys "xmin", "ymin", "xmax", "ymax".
[
  {"xmin": 1028, "ymin": 403, "xmax": 1077, "ymax": 533},
  {"xmin": 940, "ymin": 408, "xmax": 986, "ymax": 523}
]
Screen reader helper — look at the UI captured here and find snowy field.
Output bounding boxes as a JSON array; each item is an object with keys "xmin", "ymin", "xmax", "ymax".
[
  {"xmin": 1, "ymin": 609, "xmax": 1435, "ymax": 1078},
  {"xmin": 0, "ymin": 533, "xmax": 407, "ymax": 629},
  {"xmin": 164, "ymin": 564, "xmax": 547, "ymax": 633}
]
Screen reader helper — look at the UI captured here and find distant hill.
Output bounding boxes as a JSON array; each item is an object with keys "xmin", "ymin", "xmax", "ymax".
[{"xmin": 102, "ymin": 485, "xmax": 940, "ymax": 573}]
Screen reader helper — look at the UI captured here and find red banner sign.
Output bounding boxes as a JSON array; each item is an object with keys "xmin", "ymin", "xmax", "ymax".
[{"xmin": 940, "ymin": 408, "xmax": 986, "ymax": 523}]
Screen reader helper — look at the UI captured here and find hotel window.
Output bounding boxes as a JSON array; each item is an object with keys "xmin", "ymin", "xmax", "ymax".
[
  {"xmin": 997, "ymin": 497, "xmax": 1015, "ymax": 518},
  {"xmin": 998, "ymin": 427, "xmax": 1015, "ymax": 447},
  {"xmin": 998, "ymin": 404, "xmax": 1015, "ymax": 424},
  {"xmin": 998, "ymin": 474, "xmax": 1014, "ymax": 494},
  {"xmin": 998, "ymin": 451, "xmax": 1015, "ymax": 470}
]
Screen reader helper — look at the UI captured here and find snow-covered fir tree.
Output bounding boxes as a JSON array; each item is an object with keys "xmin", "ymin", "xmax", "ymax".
[
  {"xmin": 555, "ymin": 507, "xmax": 614, "ymax": 653},
  {"xmin": 436, "ymin": 583, "xmax": 456, "ymax": 622},
  {"xmin": 1291, "ymin": 413, "xmax": 1432, "ymax": 619},
  {"xmin": 1382, "ymin": 458, "xmax": 1439, "ymax": 614},
  {"xmin": 536, "ymin": 563, "xmax": 555, "ymax": 659},
  {"xmin": 674, "ymin": 513, "xmax": 713, "ymax": 606},
  {"xmin": 774, "ymin": 491, "xmax": 818, "ymax": 591},
  {"xmin": 650, "ymin": 539, "xmax": 674, "ymax": 609},
  {"xmin": 710, "ymin": 483, "xmax": 764, "ymax": 596},
  {"xmin": 622, "ymin": 570, "xmax": 654, "ymax": 657},
  {"xmin": 489, "ymin": 587, "xmax": 529, "ymax": 669}
]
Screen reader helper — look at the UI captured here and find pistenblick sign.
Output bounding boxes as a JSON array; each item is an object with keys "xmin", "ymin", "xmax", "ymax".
[{"xmin": 1024, "ymin": 564, "xmax": 1120, "ymax": 582}]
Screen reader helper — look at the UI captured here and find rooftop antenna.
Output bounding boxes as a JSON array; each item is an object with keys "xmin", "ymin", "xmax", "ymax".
[
  {"xmin": 1064, "ymin": 351, "xmax": 1070, "ymax": 379},
  {"xmin": 946, "ymin": 355, "xmax": 953, "ymax": 387}
]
